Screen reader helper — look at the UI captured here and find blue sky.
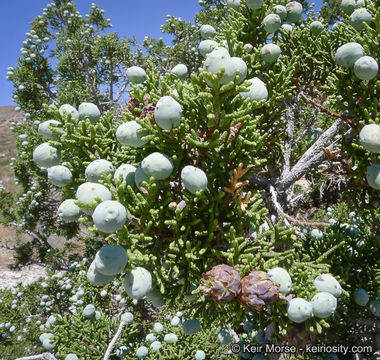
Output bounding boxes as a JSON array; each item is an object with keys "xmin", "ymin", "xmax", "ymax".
[
  {"xmin": 0, "ymin": 1, "xmax": 201, "ymax": 106},
  {"xmin": 0, "ymin": 0, "xmax": 323, "ymax": 106}
]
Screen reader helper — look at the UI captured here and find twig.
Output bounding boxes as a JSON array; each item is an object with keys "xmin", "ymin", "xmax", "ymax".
[
  {"xmin": 282, "ymin": 97, "xmax": 298, "ymax": 178},
  {"xmin": 299, "ymin": 91, "xmax": 356, "ymax": 130},
  {"xmin": 283, "ymin": 214, "xmax": 329, "ymax": 228},
  {"xmin": 14, "ymin": 353, "xmax": 58, "ymax": 360},
  {"xmin": 227, "ymin": 324, "xmax": 240, "ymax": 343},
  {"xmin": 269, "ymin": 186, "xmax": 291, "ymax": 228},
  {"xmin": 103, "ymin": 320, "xmax": 127, "ymax": 360}
]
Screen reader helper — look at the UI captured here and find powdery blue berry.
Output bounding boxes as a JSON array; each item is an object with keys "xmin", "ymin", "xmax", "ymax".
[
  {"xmin": 39, "ymin": 333, "xmax": 54, "ymax": 343},
  {"xmin": 246, "ymin": 0, "xmax": 264, "ymax": 9},
  {"xmin": 114, "ymin": 164, "xmax": 136, "ymax": 185},
  {"xmin": 47, "ymin": 165, "xmax": 72, "ymax": 187},
  {"xmin": 274, "ymin": 5, "xmax": 287, "ymax": 20},
  {"xmin": 203, "ymin": 47, "xmax": 236, "ymax": 86},
  {"xmin": 335, "ymin": 42, "xmax": 364, "ymax": 68},
  {"xmin": 121, "ymin": 312, "xmax": 134, "ymax": 323},
  {"xmin": 126, "ymin": 66, "xmax": 146, "ymax": 84},
  {"xmin": 82, "ymin": 304, "xmax": 95, "ymax": 318},
  {"xmin": 164, "ymin": 333, "xmax": 178, "ymax": 344},
  {"xmin": 42, "ymin": 337, "xmax": 55, "ymax": 350},
  {"xmin": 195, "ymin": 350, "xmax": 206, "ymax": 360},
  {"xmin": 200, "ymin": 24, "xmax": 216, "ymax": 39},
  {"xmin": 353, "ymin": 288, "xmax": 369, "ymax": 306},
  {"xmin": 154, "ymin": 96, "xmax": 182, "ymax": 130},
  {"xmin": 153, "ymin": 322, "xmax": 164, "ymax": 333},
  {"xmin": 226, "ymin": 0, "xmax": 240, "ymax": 10},
  {"xmin": 311, "ymin": 292, "xmax": 337, "ymax": 318},
  {"xmin": 86, "ymin": 260, "xmax": 116, "ymax": 287},
  {"xmin": 359, "ymin": 124, "xmax": 380, "ymax": 153},
  {"xmin": 78, "ymin": 102, "xmax": 101, "ymax": 124},
  {"xmin": 350, "ymin": 8, "xmax": 372, "ymax": 30},
  {"xmin": 366, "ymin": 163, "xmax": 380, "ymax": 190},
  {"xmin": 240, "ymin": 77, "xmax": 268, "ymax": 104},
  {"xmin": 92, "ymin": 200, "xmax": 127, "ymax": 233},
  {"xmin": 38, "ymin": 120, "xmax": 61, "ymax": 140},
  {"xmin": 123, "ymin": 267, "xmax": 152, "ymax": 299},
  {"xmin": 260, "ymin": 44, "xmax": 281, "ymax": 64},
  {"xmin": 33, "ymin": 143, "xmax": 61, "ymax": 168},
  {"xmin": 94, "ymin": 244, "xmax": 128, "ymax": 275},
  {"xmin": 181, "ymin": 165, "xmax": 208, "ymax": 194},
  {"xmin": 150, "ymin": 340, "xmax": 161, "ymax": 351},
  {"xmin": 171, "ymin": 64, "xmax": 188, "ymax": 80},
  {"xmin": 182, "ymin": 319, "xmax": 201, "ymax": 335},
  {"xmin": 313, "ymin": 274, "xmax": 342, "ymax": 297},
  {"xmin": 116, "ymin": 121, "xmax": 148, "ymax": 148},
  {"xmin": 198, "ymin": 40, "xmax": 218, "ymax": 58},
  {"xmin": 369, "ymin": 299, "xmax": 380, "ymax": 316},
  {"xmin": 310, "ymin": 21, "xmax": 324, "ymax": 35},
  {"xmin": 57, "ymin": 199, "xmax": 81, "ymax": 223},
  {"xmin": 286, "ymin": 1, "xmax": 303, "ymax": 23},
  {"xmin": 267, "ymin": 267, "xmax": 292, "ymax": 294},
  {"xmin": 136, "ymin": 346, "xmax": 149, "ymax": 359},
  {"xmin": 65, "ymin": 354, "xmax": 79, "ymax": 360},
  {"xmin": 341, "ymin": 0, "xmax": 356, "ymax": 14},
  {"xmin": 263, "ymin": 14, "xmax": 281, "ymax": 33},
  {"xmin": 75, "ymin": 182, "xmax": 112, "ymax": 215},
  {"xmin": 59, "ymin": 104, "xmax": 79, "ymax": 120},
  {"xmin": 141, "ymin": 152, "xmax": 173, "ymax": 180},
  {"xmin": 85, "ymin": 159, "xmax": 114, "ymax": 183},
  {"xmin": 310, "ymin": 228, "xmax": 323, "ymax": 239},
  {"xmin": 287, "ymin": 298, "xmax": 312, "ymax": 323},
  {"xmin": 354, "ymin": 56, "xmax": 378, "ymax": 81},
  {"xmin": 145, "ymin": 333, "xmax": 157, "ymax": 343}
]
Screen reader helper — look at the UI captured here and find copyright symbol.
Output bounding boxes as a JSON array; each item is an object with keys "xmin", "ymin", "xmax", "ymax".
[{"xmin": 231, "ymin": 343, "xmax": 241, "ymax": 354}]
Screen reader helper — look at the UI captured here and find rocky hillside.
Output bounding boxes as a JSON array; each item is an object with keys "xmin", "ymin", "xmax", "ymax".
[
  {"xmin": 0, "ymin": 107, "xmax": 49, "ymax": 287},
  {"xmin": 0, "ymin": 106, "xmax": 23, "ymax": 192}
]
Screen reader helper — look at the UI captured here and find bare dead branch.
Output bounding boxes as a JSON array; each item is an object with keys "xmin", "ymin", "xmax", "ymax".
[
  {"xmin": 14, "ymin": 353, "xmax": 58, "ymax": 360},
  {"xmin": 276, "ymin": 118, "xmax": 346, "ymax": 191},
  {"xmin": 299, "ymin": 91, "xmax": 356, "ymax": 130},
  {"xmin": 103, "ymin": 320, "xmax": 127, "ymax": 360}
]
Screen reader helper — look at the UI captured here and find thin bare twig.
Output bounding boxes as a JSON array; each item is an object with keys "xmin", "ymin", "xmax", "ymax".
[
  {"xmin": 103, "ymin": 320, "xmax": 127, "ymax": 360},
  {"xmin": 269, "ymin": 185, "xmax": 291, "ymax": 229},
  {"xmin": 14, "ymin": 353, "xmax": 57, "ymax": 360},
  {"xmin": 283, "ymin": 214, "xmax": 329, "ymax": 228},
  {"xmin": 299, "ymin": 91, "xmax": 356, "ymax": 130}
]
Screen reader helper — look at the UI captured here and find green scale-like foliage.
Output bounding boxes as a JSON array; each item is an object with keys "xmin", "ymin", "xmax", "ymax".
[{"xmin": 3, "ymin": 0, "xmax": 380, "ymax": 357}]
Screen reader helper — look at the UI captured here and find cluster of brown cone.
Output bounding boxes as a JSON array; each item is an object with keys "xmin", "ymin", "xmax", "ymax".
[{"xmin": 199, "ymin": 264, "xmax": 280, "ymax": 311}]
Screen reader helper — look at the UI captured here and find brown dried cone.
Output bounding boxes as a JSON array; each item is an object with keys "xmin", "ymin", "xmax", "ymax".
[
  {"xmin": 238, "ymin": 270, "xmax": 280, "ymax": 311},
  {"xmin": 199, "ymin": 264, "xmax": 241, "ymax": 302},
  {"xmin": 140, "ymin": 103, "xmax": 156, "ymax": 119},
  {"xmin": 282, "ymin": 321, "xmax": 317, "ymax": 352},
  {"xmin": 127, "ymin": 97, "xmax": 140, "ymax": 116}
]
